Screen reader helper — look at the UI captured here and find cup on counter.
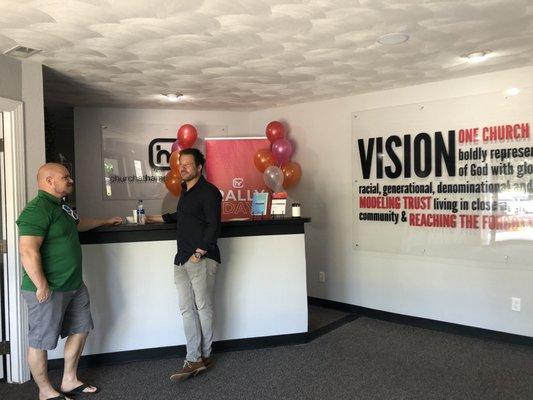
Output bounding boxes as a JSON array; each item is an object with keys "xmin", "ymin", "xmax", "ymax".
[
  {"xmin": 132, "ymin": 209, "xmax": 138, "ymax": 223},
  {"xmin": 291, "ymin": 203, "xmax": 301, "ymax": 218},
  {"xmin": 126, "ymin": 216, "xmax": 135, "ymax": 224}
]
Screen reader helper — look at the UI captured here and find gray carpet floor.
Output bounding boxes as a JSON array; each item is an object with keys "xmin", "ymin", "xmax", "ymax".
[{"xmin": 1, "ymin": 317, "xmax": 533, "ymax": 400}]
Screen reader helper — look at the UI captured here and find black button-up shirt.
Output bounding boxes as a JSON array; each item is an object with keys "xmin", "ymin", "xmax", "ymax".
[{"xmin": 162, "ymin": 175, "xmax": 222, "ymax": 265}]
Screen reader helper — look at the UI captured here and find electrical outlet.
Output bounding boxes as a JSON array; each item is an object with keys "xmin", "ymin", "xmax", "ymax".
[
  {"xmin": 511, "ymin": 297, "xmax": 521, "ymax": 312},
  {"xmin": 318, "ymin": 271, "xmax": 326, "ymax": 283}
]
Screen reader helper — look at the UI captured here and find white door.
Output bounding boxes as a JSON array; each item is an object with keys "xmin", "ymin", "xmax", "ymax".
[{"xmin": 0, "ymin": 112, "xmax": 6, "ymax": 380}]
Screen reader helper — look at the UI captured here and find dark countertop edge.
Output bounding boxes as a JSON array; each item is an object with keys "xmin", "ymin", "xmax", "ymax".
[
  {"xmin": 83, "ymin": 217, "xmax": 311, "ymax": 233},
  {"xmin": 79, "ymin": 218, "xmax": 311, "ymax": 244}
]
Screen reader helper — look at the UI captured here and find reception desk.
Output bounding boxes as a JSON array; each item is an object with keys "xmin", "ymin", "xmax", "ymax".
[{"xmin": 48, "ymin": 218, "xmax": 310, "ymax": 364}]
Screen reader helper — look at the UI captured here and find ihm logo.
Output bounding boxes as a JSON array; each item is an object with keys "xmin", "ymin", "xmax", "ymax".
[
  {"xmin": 148, "ymin": 138, "xmax": 175, "ymax": 170},
  {"xmin": 232, "ymin": 178, "xmax": 244, "ymax": 188}
]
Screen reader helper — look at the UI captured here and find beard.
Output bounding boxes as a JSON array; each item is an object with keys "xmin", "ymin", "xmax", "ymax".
[
  {"xmin": 180, "ymin": 170, "xmax": 199, "ymax": 182},
  {"xmin": 55, "ymin": 183, "xmax": 73, "ymax": 196}
]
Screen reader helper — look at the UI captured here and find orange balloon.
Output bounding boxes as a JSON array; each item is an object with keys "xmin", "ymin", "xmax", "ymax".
[
  {"xmin": 169, "ymin": 151, "xmax": 180, "ymax": 174},
  {"xmin": 282, "ymin": 162, "xmax": 302, "ymax": 189},
  {"xmin": 164, "ymin": 170, "xmax": 182, "ymax": 197},
  {"xmin": 253, "ymin": 149, "xmax": 275, "ymax": 173}
]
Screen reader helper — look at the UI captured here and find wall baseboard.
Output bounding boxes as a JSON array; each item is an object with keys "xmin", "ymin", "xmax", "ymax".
[
  {"xmin": 308, "ymin": 296, "xmax": 533, "ymax": 347},
  {"xmin": 48, "ymin": 331, "xmax": 308, "ymax": 370}
]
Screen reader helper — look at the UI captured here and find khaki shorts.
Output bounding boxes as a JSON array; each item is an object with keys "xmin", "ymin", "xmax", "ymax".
[{"xmin": 22, "ymin": 284, "xmax": 94, "ymax": 350}]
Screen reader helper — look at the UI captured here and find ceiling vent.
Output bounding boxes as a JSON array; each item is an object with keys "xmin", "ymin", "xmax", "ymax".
[{"xmin": 3, "ymin": 45, "xmax": 42, "ymax": 59}]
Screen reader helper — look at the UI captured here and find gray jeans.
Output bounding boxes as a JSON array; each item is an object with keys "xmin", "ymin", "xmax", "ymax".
[{"xmin": 174, "ymin": 258, "xmax": 217, "ymax": 362}]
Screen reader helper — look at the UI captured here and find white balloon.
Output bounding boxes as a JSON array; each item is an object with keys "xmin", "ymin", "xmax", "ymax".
[{"xmin": 263, "ymin": 165, "xmax": 284, "ymax": 192}]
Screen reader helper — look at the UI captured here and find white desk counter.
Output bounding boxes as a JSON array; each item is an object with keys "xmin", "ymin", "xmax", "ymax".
[{"xmin": 49, "ymin": 219, "xmax": 310, "ymax": 364}]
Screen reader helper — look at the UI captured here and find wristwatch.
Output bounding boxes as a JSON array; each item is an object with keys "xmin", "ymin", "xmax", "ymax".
[{"xmin": 193, "ymin": 252, "xmax": 203, "ymax": 259}]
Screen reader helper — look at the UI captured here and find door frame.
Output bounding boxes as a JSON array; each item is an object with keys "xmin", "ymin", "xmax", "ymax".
[
  {"xmin": 0, "ymin": 97, "xmax": 29, "ymax": 383},
  {"xmin": 0, "ymin": 111, "xmax": 4, "ymax": 381}
]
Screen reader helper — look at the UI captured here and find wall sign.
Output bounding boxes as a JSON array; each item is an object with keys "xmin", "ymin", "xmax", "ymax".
[
  {"xmin": 352, "ymin": 89, "xmax": 533, "ymax": 266},
  {"xmin": 101, "ymin": 123, "xmax": 226, "ymax": 200}
]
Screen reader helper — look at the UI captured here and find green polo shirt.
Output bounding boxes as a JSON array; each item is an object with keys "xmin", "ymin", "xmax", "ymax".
[{"xmin": 16, "ymin": 190, "xmax": 82, "ymax": 292}]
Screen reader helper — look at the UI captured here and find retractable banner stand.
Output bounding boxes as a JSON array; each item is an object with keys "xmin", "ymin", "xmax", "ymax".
[{"xmin": 205, "ymin": 137, "xmax": 270, "ymax": 220}]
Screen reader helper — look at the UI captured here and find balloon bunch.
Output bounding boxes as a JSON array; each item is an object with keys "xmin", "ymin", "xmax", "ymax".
[
  {"xmin": 164, "ymin": 124, "xmax": 198, "ymax": 196},
  {"xmin": 253, "ymin": 121, "xmax": 302, "ymax": 192}
]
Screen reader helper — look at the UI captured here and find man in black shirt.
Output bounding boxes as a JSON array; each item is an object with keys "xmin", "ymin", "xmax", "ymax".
[{"xmin": 147, "ymin": 148, "xmax": 222, "ymax": 381}]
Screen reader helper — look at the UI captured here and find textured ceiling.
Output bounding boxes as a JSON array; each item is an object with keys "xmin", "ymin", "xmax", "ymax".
[{"xmin": 1, "ymin": 0, "xmax": 533, "ymax": 110}]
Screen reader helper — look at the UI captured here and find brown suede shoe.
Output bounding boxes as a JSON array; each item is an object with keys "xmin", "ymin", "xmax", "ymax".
[
  {"xmin": 202, "ymin": 356, "xmax": 213, "ymax": 368},
  {"xmin": 170, "ymin": 360, "xmax": 207, "ymax": 382}
]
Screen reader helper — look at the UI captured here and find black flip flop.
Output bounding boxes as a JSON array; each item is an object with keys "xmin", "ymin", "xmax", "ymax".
[
  {"xmin": 62, "ymin": 383, "xmax": 101, "ymax": 396},
  {"xmin": 47, "ymin": 396, "xmax": 67, "ymax": 400}
]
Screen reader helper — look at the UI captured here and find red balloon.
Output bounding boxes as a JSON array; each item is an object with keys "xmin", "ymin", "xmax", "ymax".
[
  {"xmin": 177, "ymin": 124, "xmax": 198, "ymax": 148},
  {"xmin": 282, "ymin": 162, "xmax": 302, "ymax": 189},
  {"xmin": 253, "ymin": 149, "xmax": 275, "ymax": 173},
  {"xmin": 169, "ymin": 151, "xmax": 180, "ymax": 174},
  {"xmin": 265, "ymin": 121, "xmax": 285, "ymax": 144},
  {"xmin": 164, "ymin": 171, "xmax": 182, "ymax": 197}
]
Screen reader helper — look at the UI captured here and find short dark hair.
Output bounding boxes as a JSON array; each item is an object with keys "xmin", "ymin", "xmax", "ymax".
[{"xmin": 179, "ymin": 148, "xmax": 206, "ymax": 170}]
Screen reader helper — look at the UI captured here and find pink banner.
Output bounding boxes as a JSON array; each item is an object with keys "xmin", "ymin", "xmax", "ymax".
[{"xmin": 205, "ymin": 138, "xmax": 270, "ymax": 220}]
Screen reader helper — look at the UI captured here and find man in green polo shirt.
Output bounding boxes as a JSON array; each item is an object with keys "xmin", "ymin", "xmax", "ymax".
[{"xmin": 17, "ymin": 163, "xmax": 122, "ymax": 400}]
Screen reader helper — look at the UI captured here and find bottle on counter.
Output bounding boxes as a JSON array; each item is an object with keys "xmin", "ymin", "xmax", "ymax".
[{"xmin": 137, "ymin": 199, "xmax": 146, "ymax": 225}]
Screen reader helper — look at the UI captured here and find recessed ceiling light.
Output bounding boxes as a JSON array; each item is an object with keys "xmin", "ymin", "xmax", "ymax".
[
  {"xmin": 377, "ymin": 33, "xmax": 410, "ymax": 45},
  {"xmin": 505, "ymin": 87, "xmax": 520, "ymax": 97},
  {"xmin": 463, "ymin": 51, "xmax": 490, "ymax": 63},
  {"xmin": 164, "ymin": 93, "xmax": 183, "ymax": 102}
]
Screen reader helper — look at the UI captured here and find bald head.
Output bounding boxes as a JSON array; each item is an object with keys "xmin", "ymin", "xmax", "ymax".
[
  {"xmin": 37, "ymin": 163, "xmax": 66, "ymax": 185},
  {"xmin": 37, "ymin": 163, "xmax": 74, "ymax": 198}
]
